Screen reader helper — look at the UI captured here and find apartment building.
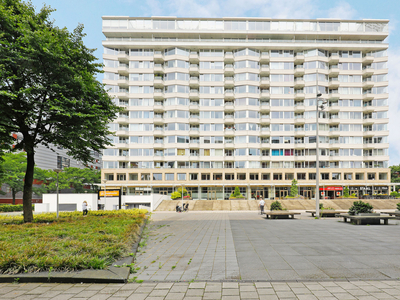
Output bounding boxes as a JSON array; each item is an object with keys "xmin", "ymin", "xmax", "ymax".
[{"xmin": 101, "ymin": 17, "xmax": 390, "ymax": 200}]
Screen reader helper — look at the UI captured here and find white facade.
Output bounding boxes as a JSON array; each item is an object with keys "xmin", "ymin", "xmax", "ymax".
[{"xmin": 100, "ymin": 17, "xmax": 390, "ymax": 200}]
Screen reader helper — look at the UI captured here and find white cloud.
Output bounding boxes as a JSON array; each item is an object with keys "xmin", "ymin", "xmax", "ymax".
[
  {"xmin": 388, "ymin": 48, "xmax": 400, "ymax": 165},
  {"xmin": 326, "ymin": 1, "xmax": 357, "ymax": 19}
]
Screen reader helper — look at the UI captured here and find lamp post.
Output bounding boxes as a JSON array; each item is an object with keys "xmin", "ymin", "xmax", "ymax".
[
  {"xmin": 181, "ymin": 184, "xmax": 184, "ymax": 211},
  {"xmin": 53, "ymin": 169, "xmax": 62, "ymax": 218},
  {"xmin": 315, "ymin": 71, "xmax": 327, "ymax": 218},
  {"xmin": 102, "ymin": 179, "xmax": 107, "ymax": 210}
]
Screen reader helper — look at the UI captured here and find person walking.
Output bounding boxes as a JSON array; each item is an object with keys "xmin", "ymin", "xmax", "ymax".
[
  {"xmin": 259, "ymin": 197, "xmax": 265, "ymax": 215},
  {"xmin": 82, "ymin": 201, "xmax": 88, "ymax": 216}
]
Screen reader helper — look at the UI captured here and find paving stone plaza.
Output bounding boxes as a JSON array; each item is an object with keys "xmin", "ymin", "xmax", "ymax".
[{"xmin": 2, "ymin": 211, "xmax": 400, "ymax": 299}]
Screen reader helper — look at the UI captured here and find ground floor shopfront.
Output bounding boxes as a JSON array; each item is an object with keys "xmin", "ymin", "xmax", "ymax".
[{"xmin": 100, "ymin": 184, "xmax": 393, "ymax": 201}]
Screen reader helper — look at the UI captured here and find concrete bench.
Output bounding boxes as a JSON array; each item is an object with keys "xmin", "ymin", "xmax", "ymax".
[
  {"xmin": 381, "ymin": 211, "xmax": 400, "ymax": 218},
  {"xmin": 306, "ymin": 210, "xmax": 347, "ymax": 217},
  {"xmin": 265, "ymin": 211, "xmax": 300, "ymax": 219},
  {"xmin": 336, "ymin": 213, "xmax": 396, "ymax": 225}
]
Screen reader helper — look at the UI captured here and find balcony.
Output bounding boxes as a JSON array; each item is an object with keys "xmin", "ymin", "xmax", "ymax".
[
  {"xmin": 116, "ymin": 116, "xmax": 129, "ymax": 124},
  {"xmin": 363, "ymin": 118, "xmax": 375, "ymax": 125},
  {"xmin": 189, "ymin": 116, "xmax": 200, "ymax": 124},
  {"xmin": 294, "ymin": 104, "xmax": 305, "ymax": 112},
  {"xmin": 116, "ymin": 129, "xmax": 129, "ymax": 136},
  {"xmin": 153, "ymin": 129, "xmax": 164, "ymax": 136},
  {"xmin": 328, "ymin": 78, "xmax": 340, "ymax": 89},
  {"xmin": 260, "ymin": 52, "xmax": 270, "ymax": 63},
  {"xmin": 328, "ymin": 53, "xmax": 339, "ymax": 65},
  {"xmin": 294, "ymin": 117, "xmax": 305, "ymax": 124},
  {"xmin": 294, "ymin": 92, "xmax": 305, "ymax": 100},
  {"xmin": 153, "ymin": 142, "xmax": 164, "ymax": 149},
  {"xmin": 363, "ymin": 105, "xmax": 375, "ymax": 113},
  {"xmin": 154, "ymin": 64, "xmax": 164, "ymax": 73},
  {"xmin": 362, "ymin": 55, "xmax": 374, "ymax": 65},
  {"xmin": 189, "ymin": 102, "xmax": 200, "ymax": 112},
  {"xmin": 117, "ymin": 78, "xmax": 129, "ymax": 88},
  {"xmin": 260, "ymin": 102, "xmax": 270, "ymax": 111},
  {"xmin": 189, "ymin": 141, "xmax": 200, "ymax": 148},
  {"xmin": 260, "ymin": 65, "xmax": 270, "ymax": 75},
  {"xmin": 189, "ymin": 77, "xmax": 199, "ymax": 88},
  {"xmin": 224, "ymin": 102, "xmax": 234, "ymax": 111},
  {"xmin": 117, "ymin": 52, "xmax": 129, "ymax": 62},
  {"xmin": 294, "ymin": 130, "xmax": 306, "ymax": 136},
  {"xmin": 260, "ymin": 89, "xmax": 270, "ymax": 99},
  {"xmin": 260, "ymin": 116, "xmax": 270, "ymax": 124},
  {"xmin": 154, "ymin": 89, "xmax": 164, "ymax": 100},
  {"xmin": 260, "ymin": 77, "xmax": 270, "ymax": 88},
  {"xmin": 224, "ymin": 77, "xmax": 234, "ymax": 88},
  {"xmin": 224, "ymin": 64, "xmax": 234, "ymax": 75},
  {"xmin": 116, "ymin": 91, "xmax": 129, "ymax": 100},
  {"xmin": 224, "ymin": 52, "xmax": 234, "ymax": 63},
  {"xmin": 189, "ymin": 52, "xmax": 199, "ymax": 63},
  {"xmin": 224, "ymin": 115, "xmax": 234, "ymax": 124},
  {"xmin": 117, "ymin": 64, "xmax": 129, "ymax": 75},
  {"xmin": 189, "ymin": 89, "xmax": 199, "ymax": 100},
  {"xmin": 153, "ymin": 102, "xmax": 164, "ymax": 111},
  {"xmin": 328, "ymin": 91, "xmax": 340, "ymax": 100},
  {"xmin": 363, "ymin": 67, "xmax": 374, "ymax": 77},
  {"xmin": 153, "ymin": 116, "xmax": 164, "ymax": 125},
  {"xmin": 294, "ymin": 79, "xmax": 305, "ymax": 89},
  {"xmin": 294, "ymin": 54, "xmax": 305, "ymax": 64},
  {"xmin": 260, "ymin": 128, "xmax": 270, "ymax": 136},
  {"xmin": 363, "ymin": 92, "xmax": 374, "ymax": 101},
  {"xmin": 329, "ymin": 117, "xmax": 340, "ymax": 125},
  {"xmin": 294, "ymin": 66, "xmax": 305, "ymax": 76},
  {"xmin": 189, "ymin": 130, "xmax": 200, "ymax": 137},
  {"xmin": 189, "ymin": 64, "xmax": 199, "ymax": 75},
  {"xmin": 328, "ymin": 104, "xmax": 340, "ymax": 113},
  {"xmin": 153, "ymin": 77, "xmax": 164, "ymax": 88},
  {"xmin": 329, "ymin": 65, "xmax": 339, "ymax": 77},
  {"xmin": 224, "ymin": 128, "xmax": 235, "ymax": 136},
  {"xmin": 154, "ymin": 51, "xmax": 164, "ymax": 63},
  {"xmin": 224, "ymin": 143, "xmax": 235, "ymax": 149},
  {"xmin": 224, "ymin": 89, "xmax": 234, "ymax": 100},
  {"xmin": 363, "ymin": 79, "xmax": 374, "ymax": 89}
]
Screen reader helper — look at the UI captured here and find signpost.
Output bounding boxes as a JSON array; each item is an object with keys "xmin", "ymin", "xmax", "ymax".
[{"xmin": 98, "ymin": 189, "xmax": 122, "ymax": 210}]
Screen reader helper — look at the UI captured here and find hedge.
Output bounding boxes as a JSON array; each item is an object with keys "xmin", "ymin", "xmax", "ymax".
[{"xmin": 0, "ymin": 204, "xmax": 34, "ymax": 212}]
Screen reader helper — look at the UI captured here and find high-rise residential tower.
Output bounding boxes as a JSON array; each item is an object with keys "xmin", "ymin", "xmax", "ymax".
[{"xmin": 101, "ymin": 17, "xmax": 390, "ymax": 200}]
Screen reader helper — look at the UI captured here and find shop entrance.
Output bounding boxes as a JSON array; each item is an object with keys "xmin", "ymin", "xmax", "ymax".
[
  {"xmin": 350, "ymin": 189, "xmax": 358, "ymax": 197},
  {"xmin": 280, "ymin": 190, "xmax": 288, "ymax": 199},
  {"xmin": 303, "ymin": 190, "xmax": 312, "ymax": 199},
  {"xmin": 208, "ymin": 189, "xmax": 217, "ymax": 200}
]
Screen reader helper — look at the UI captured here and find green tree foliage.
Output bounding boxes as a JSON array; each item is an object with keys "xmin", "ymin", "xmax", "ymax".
[
  {"xmin": 390, "ymin": 165, "xmax": 400, "ymax": 190},
  {"xmin": 170, "ymin": 187, "xmax": 188, "ymax": 199},
  {"xmin": 343, "ymin": 186, "xmax": 350, "ymax": 198},
  {"xmin": 0, "ymin": 1, "xmax": 120, "ymax": 222},
  {"xmin": 34, "ymin": 167, "xmax": 100, "ymax": 195},
  {"xmin": 270, "ymin": 201, "xmax": 283, "ymax": 211},
  {"xmin": 290, "ymin": 179, "xmax": 298, "ymax": 197},
  {"xmin": 348, "ymin": 201, "xmax": 373, "ymax": 215}
]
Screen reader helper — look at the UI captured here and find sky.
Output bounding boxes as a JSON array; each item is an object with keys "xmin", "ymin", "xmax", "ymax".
[{"xmin": 29, "ymin": 0, "xmax": 400, "ymax": 165}]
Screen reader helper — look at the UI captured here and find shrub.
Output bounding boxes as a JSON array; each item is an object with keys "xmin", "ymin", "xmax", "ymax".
[
  {"xmin": 348, "ymin": 201, "xmax": 373, "ymax": 215},
  {"xmin": 397, "ymin": 203, "xmax": 400, "ymax": 211},
  {"xmin": 0, "ymin": 204, "xmax": 34, "ymax": 212},
  {"xmin": 343, "ymin": 186, "xmax": 350, "ymax": 198},
  {"xmin": 233, "ymin": 186, "xmax": 242, "ymax": 197},
  {"xmin": 270, "ymin": 200, "xmax": 283, "ymax": 211},
  {"xmin": 170, "ymin": 191, "xmax": 181, "ymax": 200},
  {"xmin": 391, "ymin": 191, "xmax": 399, "ymax": 197}
]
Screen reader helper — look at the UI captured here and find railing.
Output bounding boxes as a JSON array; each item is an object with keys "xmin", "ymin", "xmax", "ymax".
[{"xmin": 225, "ymin": 64, "xmax": 234, "ymax": 68}]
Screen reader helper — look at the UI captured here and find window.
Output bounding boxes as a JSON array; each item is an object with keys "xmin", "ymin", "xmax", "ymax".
[
  {"xmin": 129, "ymin": 173, "xmax": 138, "ymax": 180},
  {"xmin": 379, "ymin": 173, "xmax": 387, "ymax": 180},
  {"xmin": 285, "ymin": 173, "xmax": 294, "ymax": 180},
  {"xmin": 262, "ymin": 173, "xmax": 270, "ymax": 180},
  {"xmin": 356, "ymin": 173, "xmax": 364, "ymax": 180},
  {"xmin": 297, "ymin": 173, "xmax": 306, "ymax": 180},
  {"xmin": 309, "ymin": 173, "xmax": 316, "ymax": 180},
  {"xmin": 321, "ymin": 173, "xmax": 329, "ymax": 180},
  {"xmin": 344, "ymin": 173, "xmax": 352, "ymax": 180},
  {"xmin": 141, "ymin": 173, "xmax": 150, "ymax": 181},
  {"xmin": 201, "ymin": 174, "xmax": 210, "ymax": 180},
  {"xmin": 332, "ymin": 173, "xmax": 341, "ymax": 180},
  {"xmin": 105, "ymin": 173, "xmax": 114, "ymax": 181},
  {"xmin": 368, "ymin": 173, "xmax": 376, "ymax": 180},
  {"xmin": 225, "ymin": 173, "xmax": 234, "ymax": 180},
  {"xmin": 57, "ymin": 156, "xmax": 70, "ymax": 169},
  {"xmin": 153, "ymin": 173, "xmax": 162, "ymax": 180},
  {"xmin": 237, "ymin": 173, "xmax": 246, "ymax": 180},
  {"xmin": 273, "ymin": 173, "xmax": 282, "ymax": 180},
  {"xmin": 213, "ymin": 173, "xmax": 222, "ymax": 180},
  {"xmin": 116, "ymin": 174, "xmax": 126, "ymax": 181},
  {"xmin": 190, "ymin": 173, "xmax": 198, "ymax": 180},
  {"xmin": 177, "ymin": 149, "xmax": 186, "ymax": 156},
  {"xmin": 250, "ymin": 173, "xmax": 259, "ymax": 180},
  {"xmin": 165, "ymin": 173, "xmax": 174, "ymax": 181},
  {"xmin": 177, "ymin": 173, "xmax": 186, "ymax": 180}
]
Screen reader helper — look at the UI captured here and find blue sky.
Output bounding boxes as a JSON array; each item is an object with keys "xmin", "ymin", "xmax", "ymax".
[{"xmin": 29, "ymin": 0, "xmax": 400, "ymax": 165}]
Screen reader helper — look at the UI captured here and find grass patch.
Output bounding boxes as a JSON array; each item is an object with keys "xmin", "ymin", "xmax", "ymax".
[{"xmin": 0, "ymin": 209, "xmax": 147, "ymax": 275}]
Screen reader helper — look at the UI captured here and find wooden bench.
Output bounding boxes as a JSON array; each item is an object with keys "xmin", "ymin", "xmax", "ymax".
[
  {"xmin": 306, "ymin": 210, "xmax": 347, "ymax": 217},
  {"xmin": 335, "ymin": 213, "xmax": 396, "ymax": 225},
  {"xmin": 264, "ymin": 211, "xmax": 300, "ymax": 219}
]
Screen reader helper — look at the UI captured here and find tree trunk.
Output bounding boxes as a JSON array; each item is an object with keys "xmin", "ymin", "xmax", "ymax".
[
  {"xmin": 22, "ymin": 148, "xmax": 35, "ymax": 223},
  {"xmin": 12, "ymin": 189, "xmax": 16, "ymax": 205}
]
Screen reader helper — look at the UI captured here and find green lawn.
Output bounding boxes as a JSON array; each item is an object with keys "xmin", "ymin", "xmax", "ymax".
[{"xmin": 0, "ymin": 209, "xmax": 147, "ymax": 274}]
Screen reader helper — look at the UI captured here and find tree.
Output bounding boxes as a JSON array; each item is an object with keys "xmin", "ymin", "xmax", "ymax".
[
  {"xmin": 343, "ymin": 186, "xmax": 350, "ymax": 198},
  {"xmin": 390, "ymin": 165, "xmax": 400, "ymax": 191},
  {"xmin": 0, "ymin": 1, "xmax": 120, "ymax": 222},
  {"xmin": 290, "ymin": 179, "xmax": 298, "ymax": 197},
  {"xmin": 1, "ymin": 152, "xmax": 26, "ymax": 204}
]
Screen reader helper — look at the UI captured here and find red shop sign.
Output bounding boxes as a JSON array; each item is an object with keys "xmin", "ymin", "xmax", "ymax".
[{"xmin": 319, "ymin": 186, "xmax": 343, "ymax": 191}]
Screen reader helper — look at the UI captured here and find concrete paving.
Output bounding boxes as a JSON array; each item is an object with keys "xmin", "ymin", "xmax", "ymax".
[{"xmin": 2, "ymin": 211, "xmax": 400, "ymax": 299}]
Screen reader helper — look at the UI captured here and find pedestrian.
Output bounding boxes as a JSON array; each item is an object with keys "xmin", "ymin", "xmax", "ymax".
[
  {"xmin": 82, "ymin": 201, "xmax": 88, "ymax": 216},
  {"xmin": 259, "ymin": 197, "xmax": 265, "ymax": 215},
  {"xmin": 185, "ymin": 203, "xmax": 189, "ymax": 212}
]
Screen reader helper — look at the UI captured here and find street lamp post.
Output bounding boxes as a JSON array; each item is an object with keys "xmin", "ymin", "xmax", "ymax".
[
  {"xmin": 53, "ymin": 169, "xmax": 62, "ymax": 218},
  {"xmin": 102, "ymin": 179, "xmax": 107, "ymax": 209},
  {"xmin": 315, "ymin": 72, "xmax": 327, "ymax": 218}
]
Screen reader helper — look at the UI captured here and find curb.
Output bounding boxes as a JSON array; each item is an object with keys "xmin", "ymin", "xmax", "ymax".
[{"xmin": 0, "ymin": 216, "xmax": 148, "ymax": 284}]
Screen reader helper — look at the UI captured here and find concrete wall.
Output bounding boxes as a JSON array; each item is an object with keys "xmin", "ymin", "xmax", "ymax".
[{"xmin": 36, "ymin": 194, "xmax": 98, "ymax": 213}]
